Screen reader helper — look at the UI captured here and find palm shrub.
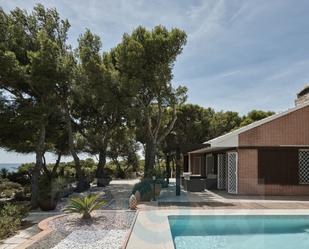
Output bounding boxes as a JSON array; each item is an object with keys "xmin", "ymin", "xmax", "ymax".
[{"xmin": 63, "ymin": 194, "xmax": 106, "ymax": 219}]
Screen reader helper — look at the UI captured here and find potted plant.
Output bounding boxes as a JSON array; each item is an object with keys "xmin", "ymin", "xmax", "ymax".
[
  {"xmin": 152, "ymin": 181, "xmax": 161, "ymax": 197},
  {"xmin": 38, "ymin": 175, "xmax": 62, "ymax": 211}
]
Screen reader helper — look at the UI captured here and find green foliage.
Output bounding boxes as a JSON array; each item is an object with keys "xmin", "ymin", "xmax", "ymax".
[
  {"xmin": 210, "ymin": 111, "xmax": 241, "ymax": 138},
  {"xmin": 0, "ymin": 203, "xmax": 30, "ymax": 240},
  {"xmin": 132, "ymin": 180, "xmax": 152, "ymax": 198},
  {"xmin": 240, "ymin": 110, "xmax": 275, "ymax": 127},
  {"xmin": 0, "ymin": 168, "xmax": 8, "ymax": 178},
  {"xmin": 113, "ymin": 25, "xmax": 188, "ymax": 176},
  {"xmin": 0, "ymin": 179, "xmax": 23, "ymax": 198},
  {"xmin": 0, "ymin": 4, "xmax": 277, "ymax": 196},
  {"xmin": 63, "ymin": 194, "xmax": 106, "ymax": 219},
  {"xmin": 166, "ymin": 104, "xmax": 215, "ymax": 148},
  {"xmin": 80, "ymin": 158, "xmax": 97, "ymax": 182},
  {"xmin": 7, "ymin": 163, "xmax": 33, "ymax": 186}
]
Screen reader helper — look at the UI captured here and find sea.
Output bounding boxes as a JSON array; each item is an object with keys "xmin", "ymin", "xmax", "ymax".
[{"xmin": 0, "ymin": 163, "xmax": 21, "ymax": 172}]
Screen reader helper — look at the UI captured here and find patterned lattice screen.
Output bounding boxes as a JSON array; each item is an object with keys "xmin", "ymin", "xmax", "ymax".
[
  {"xmin": 217, "ymin": 154, "xmax": 226, "ymax": 190},
  {"xmin": 299, "ymin": 149, "xmax": 309, "ymax": 184},
  {"xmin": 228, "ymin": 152, "xmax": 237, "ymax": 194}
]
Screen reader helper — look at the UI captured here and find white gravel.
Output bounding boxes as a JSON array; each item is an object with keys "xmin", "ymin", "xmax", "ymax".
[
  {"xmin": 49, "ymin": 211, "xmax": 135, "ymax": 234},
  {"xmin": 48, "ymin": 211, "xmax": 135, "ymax": 249},
  {"xmin": 52, "ymin": 229, "xmax": 127, "ymax": 249}
]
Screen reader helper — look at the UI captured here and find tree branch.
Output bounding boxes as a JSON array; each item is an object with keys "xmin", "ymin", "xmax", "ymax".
[
  {"xmin": 153, "ymin": 101, "xmax": 162, "ymax": 140},
  {"xmin": 158, "ymin": 104, "xmax": 177, "ymax": 143}
]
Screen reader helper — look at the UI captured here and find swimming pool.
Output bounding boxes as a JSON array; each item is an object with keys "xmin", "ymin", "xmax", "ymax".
[{"xmin": 169, "ymin": 215, "xmax": 309, "ymax": 249}]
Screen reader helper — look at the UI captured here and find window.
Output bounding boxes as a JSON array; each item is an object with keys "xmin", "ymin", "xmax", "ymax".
[
  {"xmin": 258, "ymin": 148, "xmax": 299, "ymax": 185},
  {"xmin": 299, "ymin": 149, "xmax": 309, "ymax": 184}
]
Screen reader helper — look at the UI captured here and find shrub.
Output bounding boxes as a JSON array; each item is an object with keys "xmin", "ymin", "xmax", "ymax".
[
  {"xmin": 115, "ymin": 167, "xmax": 126, "ymax": 179},
  {"xmin": 0, "ymin": 203, "xmax": 30, "ymax": 240},
  {"xmin": 0, "ymin": 180, "xmax": 23, "ymax": 199},
  {"xmin": 63, "ymin": 194, "xmax": 106, "ymax": 219},
  {"xmin": 132, "ymin": 180, "xmax": 152, "ymax": 198}
]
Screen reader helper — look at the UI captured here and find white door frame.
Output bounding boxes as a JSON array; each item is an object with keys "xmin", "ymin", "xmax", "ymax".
[{"xmin": 227, "ymin": 151, "xmax": 238, "ymax": 194}]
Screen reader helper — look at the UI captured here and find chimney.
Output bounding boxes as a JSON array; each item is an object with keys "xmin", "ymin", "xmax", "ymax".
[{"xmin": 295, "ymin": 85, "xmax": 309, "ymax": 106}]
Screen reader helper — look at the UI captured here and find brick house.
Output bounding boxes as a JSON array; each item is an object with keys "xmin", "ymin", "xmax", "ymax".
[{"xmin": 183, "ymin": 86, "xmax": 309, "ymax": 195}]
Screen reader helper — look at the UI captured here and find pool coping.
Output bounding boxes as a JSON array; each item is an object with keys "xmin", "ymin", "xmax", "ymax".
[{"xmin": 125, "ymin": 209, "xmax": 309, "ymax": 249}]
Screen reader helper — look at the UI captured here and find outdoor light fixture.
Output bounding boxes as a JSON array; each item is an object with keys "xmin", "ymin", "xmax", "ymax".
[{"xmin": 152, "ymin": 175, "xmax": 156, "ymax": 201}]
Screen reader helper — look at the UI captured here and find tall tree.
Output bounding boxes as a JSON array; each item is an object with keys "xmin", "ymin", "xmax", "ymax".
[
  {"xmin": 113, "ymin": 26, "xmax": 187, "ymax": 177},
  {"xmin": 0, "ymin": 5, "xmax": 71, "ymax": 207},
  {"xmin": 74, "ymin": 30, "xmax": 124, "ymax": 186},
  {"xmin": 162, "ymin": 104, "xmax": 215, "ymax": 180}
]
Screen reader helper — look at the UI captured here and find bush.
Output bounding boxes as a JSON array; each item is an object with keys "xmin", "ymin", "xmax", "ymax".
[
  {"xmin": 0, "ymin": 203, "xmax": 30, "ymax": 240},
  {"xmin": 132, "ymin": 180, "xmax": 152, "ymax": 198},
  {"xmin": 7, "ymin": 164, "xmax": 33, "ymax": 186},
  {"xmin": 115, "ymin": 167, "xmax": 126, "ymax": 179},
  {"xmin": 0, "ymin": 180, "xmax": 23, "ymax": 199}
]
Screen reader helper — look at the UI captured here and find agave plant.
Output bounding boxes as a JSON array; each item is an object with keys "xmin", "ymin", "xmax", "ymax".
[{"xmin": 63, "ymin": 194, "xmax": 106, "ymax": 219}]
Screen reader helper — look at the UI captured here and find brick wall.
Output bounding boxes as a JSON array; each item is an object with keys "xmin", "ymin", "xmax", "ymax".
[
  {"xmin": 238, "ymin": 149, "xmax": 309, "ymax": 195},
  {"xmin": 239, "ymin": 105, "xmax": 309, "ymax": 146}
]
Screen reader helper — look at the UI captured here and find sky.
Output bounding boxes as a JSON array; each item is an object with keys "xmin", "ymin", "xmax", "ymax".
[{"xmin": 1, "ymin": 0, "xmax": 309, "ymax": 163}]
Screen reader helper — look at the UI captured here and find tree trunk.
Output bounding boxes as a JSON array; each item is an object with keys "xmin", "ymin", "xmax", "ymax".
[
  {"xmin": 96, "ymin": 150, "xmax": 106, "ymax": 177},
  {"xmin": 144, "ymin": 139, "xmax": 156, "ymax": 178},
  {"xmin": 166, "ymin": 153, "xmax": 171, "ymax": 184},
  {"xmin": 31, "ymin": 125, "xmax": 46, "ymax": 208},
  {"xmin": 175, "ymin": 148, "xmax": 181, "ymax": 196},
  {"xmin": 51, "ymin": 153, "xmax": 62, "ymax": 178},
  {"xmin": 114, "ymin": 158, "xmax": 122, "ymax": 178},
  {"xmin": 64, "ymin": 103, "xmax": 85, "ymax": 192}
]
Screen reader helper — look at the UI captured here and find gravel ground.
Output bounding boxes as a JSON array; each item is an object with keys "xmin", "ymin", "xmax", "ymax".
[
  {"xmin": 27, "ymin": 211, "xmax": 136, "ymax": 249},
  {"xmin": 25, "ymin": 180, "xmax": 138, "ymax": 249},
  {"xmin": 49, "ymin": 210, "xmax": 135, "ymax": 235},
  {"xmin": 45, "ymin": 211, "xmax": 136, "ymax": 249},
  {"xmin": 52, "ymin": 229, "xmax": 128, "ymax": 249}
]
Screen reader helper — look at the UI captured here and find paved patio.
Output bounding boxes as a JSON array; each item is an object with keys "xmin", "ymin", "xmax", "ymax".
[{"xmin": 156, "ymin": 180, "xmax": 309, "ymax": 209}]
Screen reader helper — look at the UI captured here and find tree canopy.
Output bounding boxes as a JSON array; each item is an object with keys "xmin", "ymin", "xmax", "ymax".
[{"xmin": 0, "ymin": 4, "xmax": 275, "ymax": 205}]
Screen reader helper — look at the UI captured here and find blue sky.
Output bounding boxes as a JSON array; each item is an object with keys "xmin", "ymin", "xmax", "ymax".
[{"xmin": 1, "ymin": 0, "xmax": 309, "ymax": 163}]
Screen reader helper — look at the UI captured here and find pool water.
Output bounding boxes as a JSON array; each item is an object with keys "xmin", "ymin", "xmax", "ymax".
[{"xmin": 169, "ymin": 215, "xmax": 309, "ymax": 249}]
